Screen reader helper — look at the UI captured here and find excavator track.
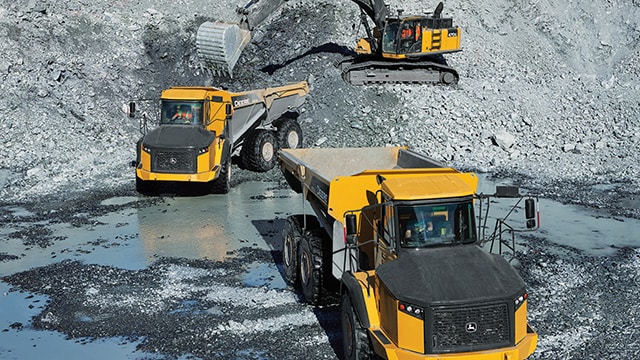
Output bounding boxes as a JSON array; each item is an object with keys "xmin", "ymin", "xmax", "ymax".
[{"xmin": 335, "ymin": 56, "xmax": 459, "ymax": 86}]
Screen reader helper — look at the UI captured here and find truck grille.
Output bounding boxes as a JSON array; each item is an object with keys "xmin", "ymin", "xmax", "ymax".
[
  {"xmin": 151, "ymin": 149, "xmax": 196, "ymax": 174},
  {"xmin": 430, "ymin": 303, "xmax": 511, "ymax": 353}
]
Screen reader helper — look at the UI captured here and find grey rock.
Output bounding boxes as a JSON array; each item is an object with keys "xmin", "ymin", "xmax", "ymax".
[{"xmin": 493, "ymin": 130, "xmax": 516, "ymax": 150}]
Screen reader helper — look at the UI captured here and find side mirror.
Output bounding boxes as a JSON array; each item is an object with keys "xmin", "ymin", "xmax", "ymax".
[
  {"xmin": 128, "ymin": 102, "xmax": 136, "ymax": 118},
  {"xmin": 495, "ymin": 185, "xmax": 520, "ymax": 198},
  {"xmin": 345, "ymin": 214, "xmax": 357, "ymax": 245},
  {"xmin": 525, "ymin": 198, "xmax": 537, "ymax": 229}
]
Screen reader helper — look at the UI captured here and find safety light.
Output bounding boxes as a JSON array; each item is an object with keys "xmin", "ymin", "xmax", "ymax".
[
  {"xmin": 398, "ymin": 301, "xmax": 424, "ymax": 319},
  {"xmin": 514, "ymin": 293, "xmax": 528, "ymax": 310}
]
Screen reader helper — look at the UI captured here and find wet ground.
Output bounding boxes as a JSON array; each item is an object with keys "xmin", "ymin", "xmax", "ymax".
[{"xmin": 1, "ymin": 178, "xmax": 639, "ymax": 359}]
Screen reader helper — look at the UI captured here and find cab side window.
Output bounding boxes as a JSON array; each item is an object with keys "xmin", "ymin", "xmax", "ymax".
[{"xmin": 380, "ymin": 204, "xmax": 396, "ymax": 247}]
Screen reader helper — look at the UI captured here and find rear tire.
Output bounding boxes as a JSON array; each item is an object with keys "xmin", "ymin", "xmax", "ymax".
[
  {"xmin": 342, "ymin": 295, "xmax": 375, "ymax": 360},
  {"xmin": 240, "ymin": 130, "xmax": 278, "ymax": 172},
  {"xmin": 298, "ymin": 232, "xmax": 324, "ymax": 306},
  {"xmin": 282, "ymin": 216, "xmax": 301, "ymax": 285},
  {"xmin": 275, "ymin": 117, "xmax": 303, "ymax": 149}
]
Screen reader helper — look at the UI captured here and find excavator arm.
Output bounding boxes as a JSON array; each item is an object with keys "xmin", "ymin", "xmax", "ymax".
[{"xmin": 235, "ymin": 0, "xmax": 288, "ymax": 30}]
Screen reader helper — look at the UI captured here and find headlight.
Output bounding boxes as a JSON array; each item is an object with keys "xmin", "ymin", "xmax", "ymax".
[
  {"xmin": 142, "ymin": 143, "xmax": 151, "ymax": 153},
  {"xmin": 197, "ymin": 146, "xmax": 209, "ymax": 155}
]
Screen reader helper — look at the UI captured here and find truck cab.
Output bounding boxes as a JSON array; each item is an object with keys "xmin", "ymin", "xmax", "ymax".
[{"xmin": 357, "ymin": 191, "xmax": 536, "ymax": 358}]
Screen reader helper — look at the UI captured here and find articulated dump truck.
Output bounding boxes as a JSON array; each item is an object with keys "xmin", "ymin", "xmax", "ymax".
[
  {"xmin": 130, "ymin": 81, "xmax": 308, "ymax": 194},
  {"xmin": 278, "ymin": 147, "xmax": 539, "ymax": 360}
]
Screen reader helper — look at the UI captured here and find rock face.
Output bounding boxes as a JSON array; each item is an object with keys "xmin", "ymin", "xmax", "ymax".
[{"xmin": 0, "ymin": 0, "xmax": 638, "ymax": 217}]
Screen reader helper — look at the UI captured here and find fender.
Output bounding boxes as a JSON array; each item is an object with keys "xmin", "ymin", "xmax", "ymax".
[
  {"xmin": 341, "ymin": 272, "xmax": 370, "ymax": 328},
  {"xmin": 219, "ymin": 136, "xmax": 231, "ymax": 163}
]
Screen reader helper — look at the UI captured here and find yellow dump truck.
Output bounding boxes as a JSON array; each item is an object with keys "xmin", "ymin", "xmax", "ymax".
[
  {"xmin": 278, "ymin": 147, "xmax": 539, "ymax": 360},
  {"xmin": 130, "ymin": 81, "xmax": 309, "ymax": 194}
]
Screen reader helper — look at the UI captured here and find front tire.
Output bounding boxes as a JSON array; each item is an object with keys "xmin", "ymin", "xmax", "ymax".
[
  {"xmin": 136, "ymin": 176, "xmax": 155, "ymax": 195},
  {"xmin": 210, "ymin": 154, "xmax": 231, "ymax": 194},
  {"xmin": 341, "ymin": 295, "xmax": 375, "ymax": 360},
  {"xmin": 241, "ymin": 130, "xmax": 278, "ymax": 172},
  {"xmin": 136, "ymin": 176, "xmax": 145, "ymax": 194}
]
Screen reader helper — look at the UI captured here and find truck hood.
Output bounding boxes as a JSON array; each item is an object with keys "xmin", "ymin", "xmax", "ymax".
[
  {"xmin": 143, "ymin": 126, "xmax": 215, "ymax": 149},
  {"xmin": 377, "ymin": 245, "xmax": 525, "ymax": 307}
]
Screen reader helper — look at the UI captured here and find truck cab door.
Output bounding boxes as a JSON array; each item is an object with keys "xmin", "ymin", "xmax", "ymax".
[{"xmin": 375, "ymin": 204, "xmax": 397, "ymax": 266}]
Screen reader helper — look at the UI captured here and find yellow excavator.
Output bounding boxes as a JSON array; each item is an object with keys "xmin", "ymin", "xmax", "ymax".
[{"xmin": 196, "ymin": 0, "xmax": 461, "ymax": 85}]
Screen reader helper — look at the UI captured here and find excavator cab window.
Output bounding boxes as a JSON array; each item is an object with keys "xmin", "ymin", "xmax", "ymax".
[
  {"xmin": 161, "ymin": 101, "xmax": 204, "ymax": 126},
  {"xmin": 383, "ymin": 19, "xmax": 422, "ymax": 55},
  {"xmin": 423, "ymin": 17, "xmax": 453, "ymax": 30}
]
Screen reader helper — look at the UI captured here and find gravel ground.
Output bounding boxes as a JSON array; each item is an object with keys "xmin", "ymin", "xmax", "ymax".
[{"xmin": 1, "ymin": 0, "xmax": 639, "ymax": 359}]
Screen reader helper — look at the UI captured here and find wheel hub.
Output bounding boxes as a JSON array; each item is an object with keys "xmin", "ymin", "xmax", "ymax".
[
  {"xmin": 262, "ymin": 142, "xmax": 274, "ymax": 162},
  {"xmin": 286, "ymin": 131, "xmax": 299, "ymax": 149}
]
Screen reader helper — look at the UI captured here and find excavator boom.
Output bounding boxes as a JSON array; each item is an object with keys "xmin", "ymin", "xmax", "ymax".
[{"xmin": 350, "ymin": 0, "xmax": 388, "ymax": 29}]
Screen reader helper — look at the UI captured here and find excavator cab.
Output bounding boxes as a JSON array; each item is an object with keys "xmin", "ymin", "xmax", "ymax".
[{"xmin": 381, "ymin": 16, "xmax": 460, "ymax": 58}]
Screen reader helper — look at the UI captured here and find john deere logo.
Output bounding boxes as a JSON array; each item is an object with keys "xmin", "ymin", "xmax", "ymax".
[{"xmin": 465, "ymin": 322, "xmax": 478, "ymax": 333}]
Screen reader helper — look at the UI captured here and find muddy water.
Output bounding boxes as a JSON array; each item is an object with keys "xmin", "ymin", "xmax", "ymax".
[{"xmin": 1, "ymin": 179, "xmax": 639, "ymax": 359}]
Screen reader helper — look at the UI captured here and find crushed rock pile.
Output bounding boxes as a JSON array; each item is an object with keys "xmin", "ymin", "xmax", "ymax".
[{"xmin": 0, "ymin": 0, "xmax": 638, "ymax": 218}]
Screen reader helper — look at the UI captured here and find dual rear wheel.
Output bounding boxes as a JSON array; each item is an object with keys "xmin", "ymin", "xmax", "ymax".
[
  {"xmin": 281, "ymin": 215, "xmax": 375, "ymax": 359},
  {"xmin": 240, "ymin": 117, "xmax": 303, "ymax": 172}
]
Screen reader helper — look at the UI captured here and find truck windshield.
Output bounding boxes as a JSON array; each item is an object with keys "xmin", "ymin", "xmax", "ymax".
[
  {"xmin": 397, "ymin": 201, "xmax": 476, "ymax": 248},
  {"xmin": 160, "ymin": 101, "xmax": 204, "ymax": 125}
]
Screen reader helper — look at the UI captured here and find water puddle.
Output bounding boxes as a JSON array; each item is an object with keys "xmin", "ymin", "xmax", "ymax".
[
  {"xmin": 99, "ymin": 196, "xmax": 139, "ymax": 206},
  {"xmin": 1, "ymin": 179, "xmax": 639, "ymax": 359},
  {"xmin": 0, "ymin": 282, "xmax": 143, "ymax": 360}
]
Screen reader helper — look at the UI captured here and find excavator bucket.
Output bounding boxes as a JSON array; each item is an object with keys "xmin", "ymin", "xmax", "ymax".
[{"xmin": 196, "ymin": 21, "xmax": 251, "ymax": 78}]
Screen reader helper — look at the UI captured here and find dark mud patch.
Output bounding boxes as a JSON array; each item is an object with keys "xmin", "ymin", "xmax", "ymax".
[{"xmin": 2, "ymin": 247, "xmax": 341, "ymax": 359}]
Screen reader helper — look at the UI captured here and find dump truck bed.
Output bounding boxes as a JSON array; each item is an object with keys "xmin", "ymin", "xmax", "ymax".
[
  {"xmin": 279, "ymin": 147, "xmax": 479, "ymax": 220},
  {"xmin": 278, "ymin": 147, "xmax": 445, "ymax": 184}
]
